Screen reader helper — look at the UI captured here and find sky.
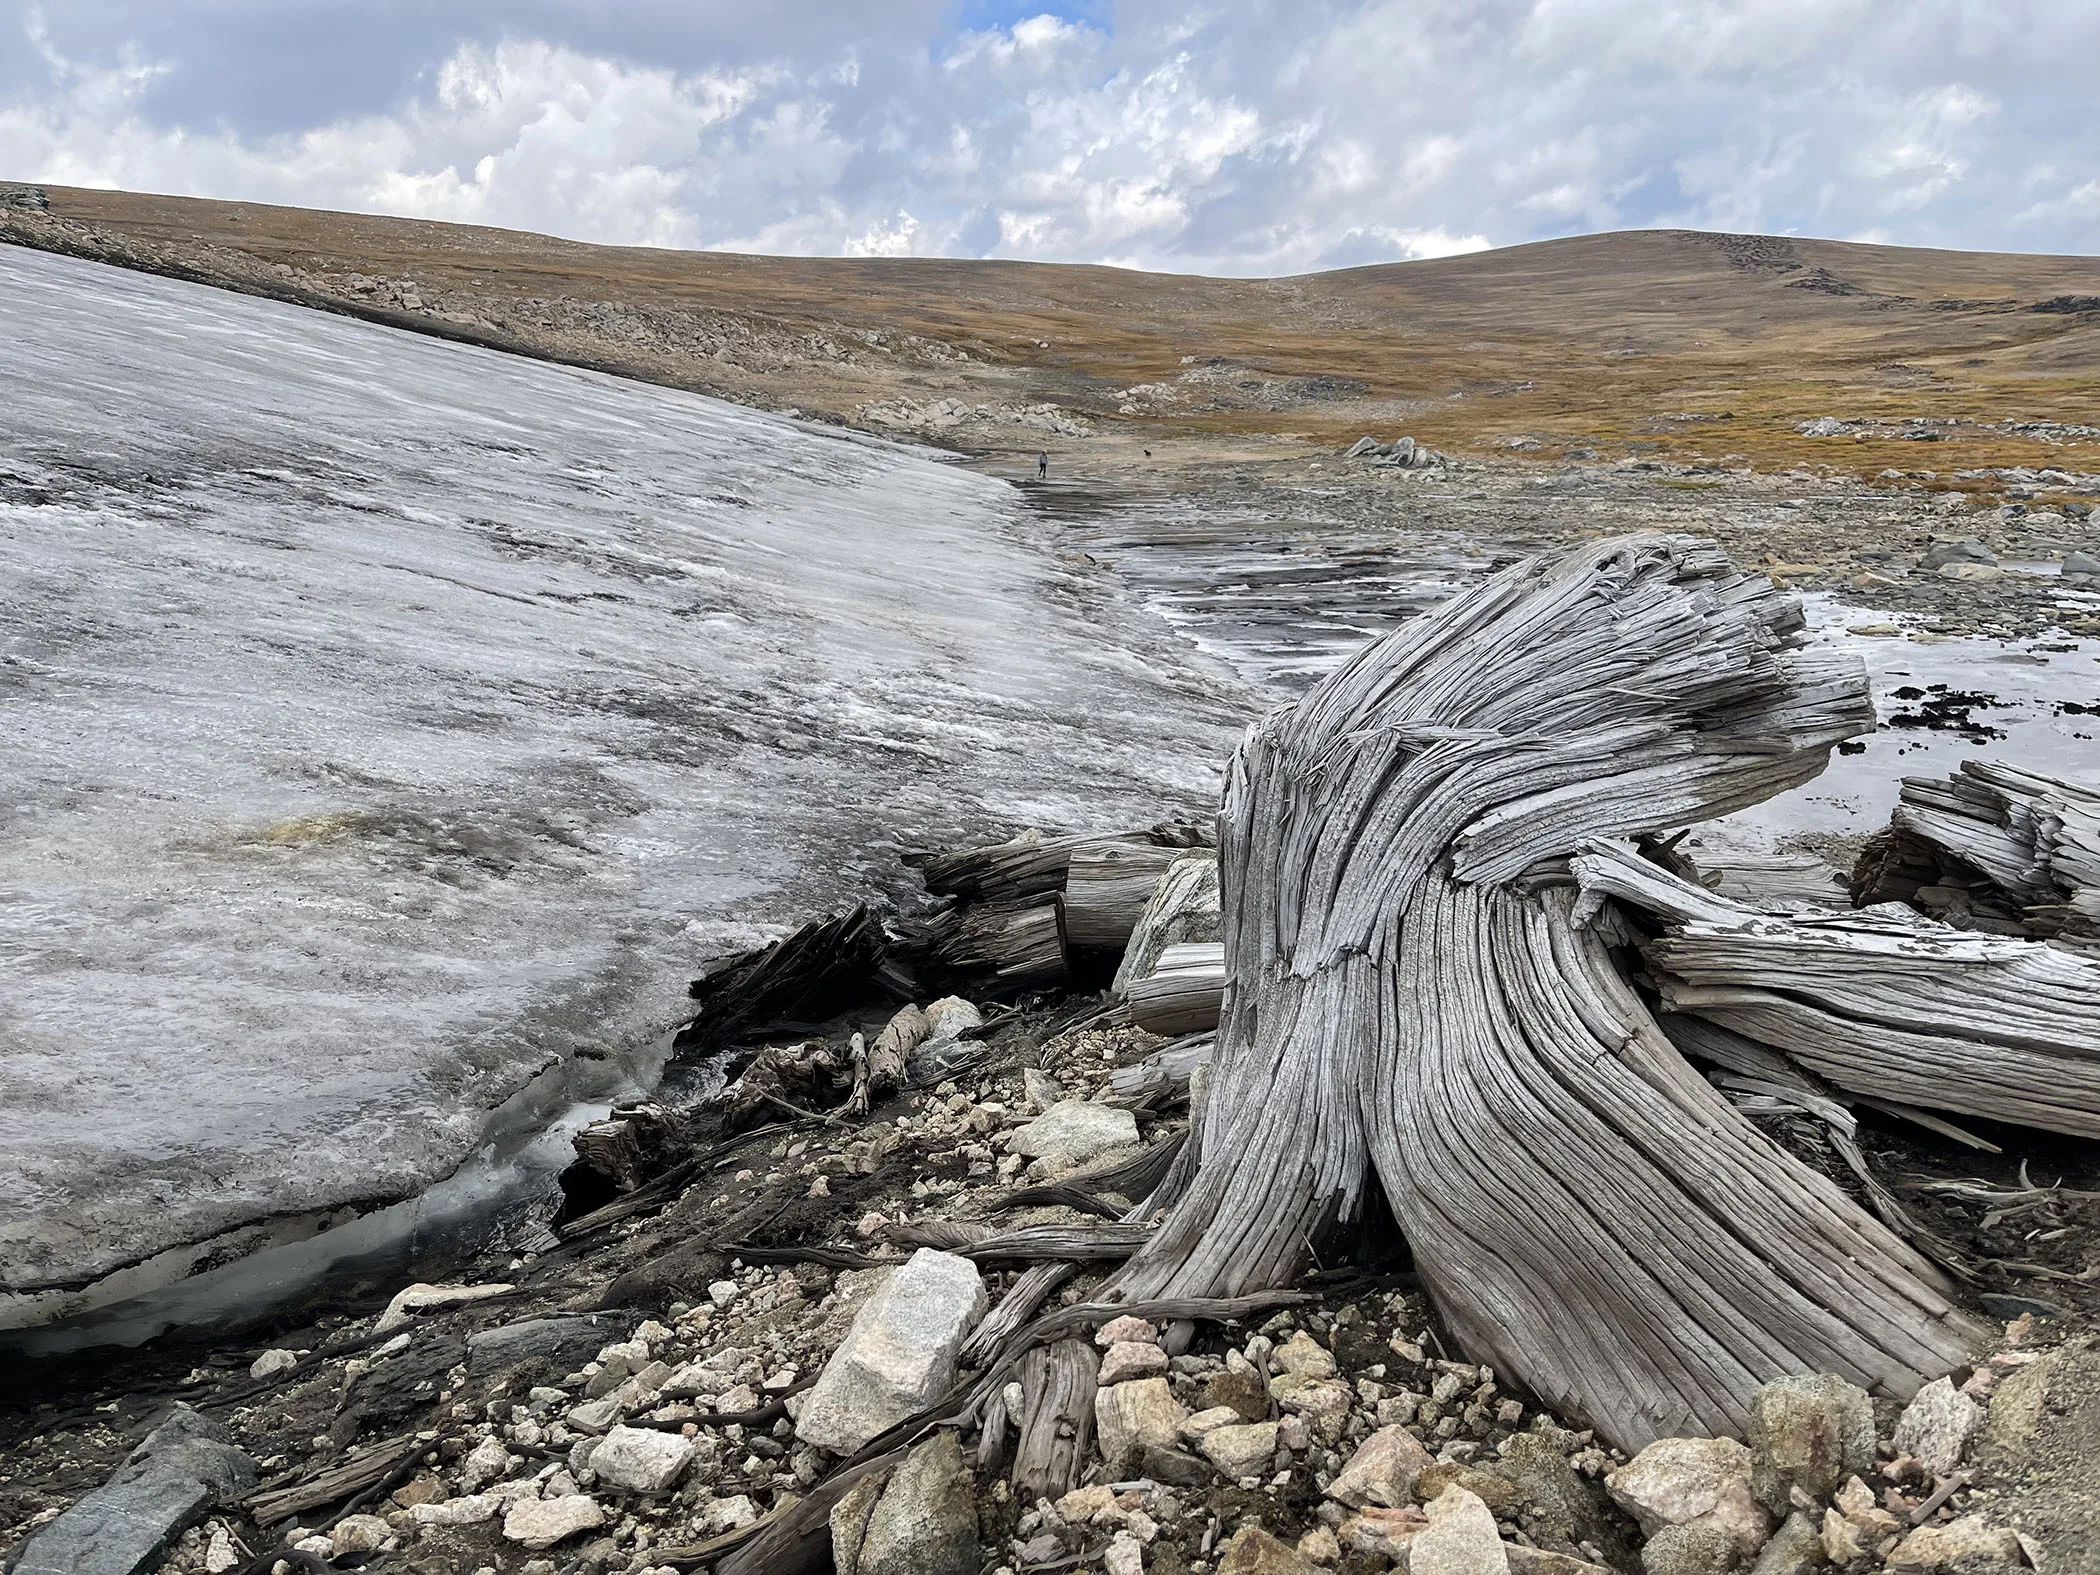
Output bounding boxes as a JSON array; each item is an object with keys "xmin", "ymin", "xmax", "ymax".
[{"xmin": 2, "ymin": 1, "xmax": 2096, "ymax": 276}]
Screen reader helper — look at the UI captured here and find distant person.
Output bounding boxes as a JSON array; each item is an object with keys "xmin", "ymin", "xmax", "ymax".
[{"xmin": 1037, "ymin": 451, "xmax": 1049, "ymax": 479}]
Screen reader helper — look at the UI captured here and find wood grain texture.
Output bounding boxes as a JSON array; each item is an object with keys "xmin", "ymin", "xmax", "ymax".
[
  {"xmin": 1101, "ymin": 533, "xmax": 1986, "ymax": 1450},
  {"xmin": 1010, "ymin": 1339, "xmax": 1101, "ymax": 1502},
  {"xmin": 1125, "ymin": 942, "xmax": 1226, "ymax": 1036},
  {"xmin": 1577, "ymin": 837, "xmax": 2100, "ymax": 1138},
  {"xmin": 1853, "ymin": 760, "xmax": 2100, "ymax": 944},
  {"xmin": 1065, "ymin": 843, "xmax": 1185, "ymax": 950}
]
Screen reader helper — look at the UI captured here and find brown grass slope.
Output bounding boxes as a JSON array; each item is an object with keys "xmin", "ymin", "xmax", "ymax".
[{"xmin": 9, "ymin": 183, "xmax": 2099, "ymax": 477}]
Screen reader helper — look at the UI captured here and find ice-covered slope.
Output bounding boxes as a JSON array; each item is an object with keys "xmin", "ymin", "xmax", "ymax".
[{"xmin": 0, "ymin": 246, "xmax": 1245, "ymax": 1322}]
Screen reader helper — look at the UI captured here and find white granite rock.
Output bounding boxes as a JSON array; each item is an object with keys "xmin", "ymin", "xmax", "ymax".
[
  {"xmin": 501, "ymin": 1494, "xmax": 604, "ymax": 1549},
  {"xmin": 248, "ymin": 1349, "xmax": 298, "ymax": 1381},
  {"xmin": 1200, "ymin": 1421, "xmax": 1279, "ymax": 1479},
  {"xmin": 330, "ymin": 1515, "xmax": 390, "ymax": 1555},
  {"xmin": 1607, "ymin": 1435, "xmax": 1770, "ymax": 1556},
  {"xmin": 459, "ymin": 1436, "xmax": 517, "ymax": 1493},
  {"xmin": 796, "ymin": 1249, "xmax": 986, "ymax": 1453},
  {"xmin": 1892, "ymin": 1377, "xmax": 1982, "ymax": 1478},
  {"xmin": 587, "ymin": 1425, "xmax": 694, "ymax": 1492},
  {"xmin": 1097, "ymin": 1378, "xmax": 1190, "ymax": 1473},
  {"xmin": 1098, "ymin": 1341, "xmax": 1170, "ymax": 1385},
  {"xmin": 1327, "ymin": 1425, "xmax": 1436, "ymax": 1509},
  {"xmin": 1006, "ymin": 1101, "xmax": 1138, "ymax": 1169},
  {"xmin": 1410, "ymin": 1486, "xmax": 1509, "ymax": 1575}
]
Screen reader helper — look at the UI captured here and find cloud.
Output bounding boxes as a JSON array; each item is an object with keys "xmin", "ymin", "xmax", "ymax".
[{"xmin": 2, "ymin": 0, "xmax": 2096, "ymax": 274}]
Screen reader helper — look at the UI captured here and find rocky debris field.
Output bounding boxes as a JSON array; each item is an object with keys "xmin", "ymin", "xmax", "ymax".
[
  {"xmin": 1127, "ymin": 445, "xmax": 2100, "ymax": 649},
  {"xmin": 8, "ymin": 1003, "xmax": 2086, "ymax": 1575},
  {"xmin": 6, "ymin": 807, "xmax": 2098, "ymax": 1575}
]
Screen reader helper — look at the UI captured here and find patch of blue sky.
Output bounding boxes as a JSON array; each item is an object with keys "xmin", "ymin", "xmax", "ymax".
[{"xmin": 943, "ymin": 0, "xmax": 1111, "ymax": 38}]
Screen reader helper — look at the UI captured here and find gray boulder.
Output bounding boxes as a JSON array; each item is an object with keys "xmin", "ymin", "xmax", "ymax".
[
  {"xmin": 796, "ymin": 1248, "xmax": 985, "ymax": 1453},
  {"xmin": 829, "ymin": 1468, "xmax": 891, "ymax": 1575},
  {"xmin": 11, "ymin": 1406, "xmax": 256, "ymax": 1575},
  {"xmin": 1496, "ymin": 1429, "xmax": 1628, "ymax": 1561},
  {"xmin": 1007, "ymin": 1100, "xmax": 1139, "ymax": 1170},
  {"xmin": 585, "ymin": 1425, "xmax": 693, "ymax": 1492},
  {"xmin": 1920, "ymin": 539, "xmax": 1996, "ymax": 570},
  {"xmin": 1744, "ymin": 1511, "xmax": 1826, "ymax": 1575},
  {"xmin": 855, "ymin": 1432, "xmax": 979, "ymax": 1575},
  {"xmin": 2062, "ymin": 550, "xmax": 2100, "ymax": 580},
  {"xmin": 1746, "ymin": 1373, "xmax": 1874, "ymax": 1514},
  {"xmin": 1972, "ymin": 1336, "xmax": 2100, "ymax": 1572},
  {"xmin": 1112, "ymin": 850, "xmax": 1220, "ymax": 997}
]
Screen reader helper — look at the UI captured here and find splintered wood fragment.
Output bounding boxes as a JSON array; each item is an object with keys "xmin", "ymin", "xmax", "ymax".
[
  {"xmin": 954, "ymin": 1222, "xmax": 1155, "ymax": 1262},
  {"xmin": 853, "ymin": 1003, "xmax": 930, "ymax": 1114},
  {"xmin": 1099, "ymin": 534, "xmax": 1986, "ymax": 1452},
  {"xmin": 1065, "ymin": 843, "xmax": 1186, "ymax": 949},
  {"xmin": 907, "ymin": 822, "xmax": 1206, "ymax": 906},
  {"xmin": 1125, "ymin": 942, "xmax": 1225, "ymax": 1035},
  {"xmin": 886, "ymin": 1219, "xmax": 991, "ymax": 1251},
  {"xmin": 923, "ymin": 894, "xmax": 1070, "ymax": 991},
  {"xmin": 961, "ymin": 1262, "xmax": 1076, "ymax": 1367},
  {"xmin": 1108, "ymin": 1033, "xmax": 1215, "ymax": 1104},
  {"xmin": 244, "ymin": 1435, "xmax": 423, "ymax": 1524},
  {"xmin": 1577, "ymin": 837, "xmax": 2100, "ymax": 1139},
  {"xmin": 674, "ymin": 904, "xmax": 888, "ymax": 1053},
  {"xmin": 1010, "ymin": 1339, "xmax": 1101, "ymax": 1501},
  {"xmin": 1853, "ymin": 760, "xmax": 2100, "ymax": 942},
  {"xmin": 569, "ymin": 1103, "xmax": 694, "ymax": 1194}
]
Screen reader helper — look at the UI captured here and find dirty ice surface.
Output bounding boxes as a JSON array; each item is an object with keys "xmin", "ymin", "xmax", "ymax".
[
  {"xmin": 1032, "ymin": 483, "xmax": 1515, "ymax": 690},
  {"xmin": 0, "ymin": 247, "xmax": 1246, "ymax": 1321}
]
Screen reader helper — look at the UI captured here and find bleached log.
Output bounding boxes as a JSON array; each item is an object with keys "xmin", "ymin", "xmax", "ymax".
[
  {"xmin": 1100, "ymin": 534, "xmax": 1983, "ymax": 1451},
  {"xmin": 1065, "ymin": 843, "xmax": 1185, "ymax": 950},
  {"xmin": 953, "ymin": 1222, "xmax": 1154, "ymax": 1263},
  {"xmin": 907, "ymin": 820, "xmax": 1211, "ymax": 906},
  {"xmin": 1684, "ymin": 849, "xmax": 1849, "ymax": 909},
  {"xmin": 1125, "ymin": 942, "xmax": 1226, "ymax": 1035},
  {"xmin": 1575, "ymin": 837, "xmax": 2100, "ymax": 1139},
  {"xmin": 1108, "ymin": 1033, "xmax": 1215, "ymax": 1103},
  {"xmin": 1853, "ymin": 760, "xmax": 2100, "ymax": 942},
  {"xmin": 924, "ymin": 895, "xmax": 1069, "ymax": 991},
  {"xmin": 1112, "ymin": 850, "xmax": 1220, "ymax": 996},
  {"xmin": 960, "ymin": 1263, "xmax": 1075, "ymax": 1367},
  {"xmin": 852, "ymin": 1004, "xmax": 930, "ymax": 1114}
]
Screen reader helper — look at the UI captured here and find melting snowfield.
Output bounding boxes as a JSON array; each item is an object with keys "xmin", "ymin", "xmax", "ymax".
[{"xmin": 0, "ymin": 248, "xmax": 1247, "ymax": 1329}]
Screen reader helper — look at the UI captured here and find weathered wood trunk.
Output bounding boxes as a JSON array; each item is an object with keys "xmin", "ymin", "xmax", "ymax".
[
  {"xmin": 1101, "ymin": 534, "xmax": 1987, "ymax": 1450},
  {"xmin": 1010, "ymin": 1340, "xmax": 1101, "ymax": 1500},
  {"xmin": 906, "ymin": 820, "xmax": 1208, "ymax": 905},
  {"xmin": 923, "ymin": 894, "xmax": 1070, "ymax": 990},
  {"xmin": 1124, "ymin": 942, "xmax": 1226, "ymax": 1035},
  {"xmin": 1064, "ymin": 843, "xmax": 1185, "ymax": 950}
]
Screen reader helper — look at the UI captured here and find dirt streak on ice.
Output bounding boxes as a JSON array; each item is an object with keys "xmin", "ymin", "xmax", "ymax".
[{"xmin": 0, "ymin": 247, "xmax": 1246, "ymax": 1328}]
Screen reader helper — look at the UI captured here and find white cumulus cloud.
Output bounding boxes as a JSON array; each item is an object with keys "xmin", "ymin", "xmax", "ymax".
[{"xmin": 2, "ymin": 1, "xmax": 2096, "ymax": 273}]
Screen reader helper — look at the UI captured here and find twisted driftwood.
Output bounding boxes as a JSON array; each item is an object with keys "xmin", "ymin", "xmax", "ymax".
[{"xmin": 1100, "ymin": 534, "xmax": 1986, "ymax": 1450}]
